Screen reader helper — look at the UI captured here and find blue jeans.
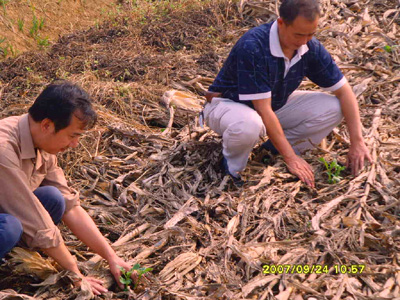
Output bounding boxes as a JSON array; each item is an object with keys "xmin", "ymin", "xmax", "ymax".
[{"xmin": 0, "ymin": 186, "xmax": 66, "ymax": 259}]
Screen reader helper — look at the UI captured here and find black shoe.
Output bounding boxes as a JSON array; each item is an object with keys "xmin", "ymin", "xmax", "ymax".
[
  {"xmin": 261, "ymin": 140, "xmax": 279, "ymax": 155},
  {"xmin": 221, "ymin": 157, "xmax": 245, "ymax": 187}
]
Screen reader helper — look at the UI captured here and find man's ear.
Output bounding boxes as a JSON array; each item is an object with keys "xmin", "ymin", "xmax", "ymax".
[
  {"xmin": 277, "ymin": 17, "xmax": 284, "ymax": 26},
  {"xmin": 40, "ymin": 118, "xmax": 55, "ymax": 134}
]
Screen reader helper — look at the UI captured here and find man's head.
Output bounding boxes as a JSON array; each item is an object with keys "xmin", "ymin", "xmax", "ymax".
[
  {"xmin": 277, "ymin": 0, "xmax": 320, "ymax": 52},
  {"xmin": 28, "ymin": 81, "xmax": 97, "ymax": 154}
]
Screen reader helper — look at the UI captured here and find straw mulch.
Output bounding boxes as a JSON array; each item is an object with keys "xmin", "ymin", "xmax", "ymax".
[{"xmin": 0, "ymin": 0, "xmax": 399, "ymax": 299}]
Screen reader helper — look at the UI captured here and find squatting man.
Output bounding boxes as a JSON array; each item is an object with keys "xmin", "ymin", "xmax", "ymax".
[
  {"xmin": 0, "ymin": 82, "xmax": 136, "ymax": 295},
  {"xmin": 203, "ymin": 0, "xmax": 372, "ymax": 186}
]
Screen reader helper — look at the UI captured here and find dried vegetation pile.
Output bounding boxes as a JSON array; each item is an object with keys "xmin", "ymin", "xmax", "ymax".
[{"xmin": 0, "ymin": 0, "xmax": 399, "ymax": 299}]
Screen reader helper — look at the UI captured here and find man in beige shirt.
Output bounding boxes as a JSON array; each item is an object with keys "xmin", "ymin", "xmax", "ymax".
[{"xmin": 0, "ymin": 81, "xmax": 134, "ymax": 295}]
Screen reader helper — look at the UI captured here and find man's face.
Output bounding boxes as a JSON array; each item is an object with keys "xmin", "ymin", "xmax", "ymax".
[
  {"xmin": 40, "ymin": 114, "xmax": 86, "ymax": 154},
  {"xmin": 277, "ymin": 15, "xmax": 319, "ymax": 52}
]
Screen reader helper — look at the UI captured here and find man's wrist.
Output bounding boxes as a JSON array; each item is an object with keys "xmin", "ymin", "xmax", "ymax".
[
  {"xmin": 104, "ymin": 251, "xmax": 119, "ymax": 263},
  {"xmin": 279, "ymin": 146, "xmax": 297, "ymax": 160},
  {"xmin": 349, "ymin": 136, "xmax": 366, "ymax": 146}
]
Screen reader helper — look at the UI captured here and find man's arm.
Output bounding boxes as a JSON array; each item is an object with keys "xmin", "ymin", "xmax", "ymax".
[
  {"xmin": 43, "ymin": 244, "xmax": 107, "ymax": 295},
  {"xmin": 44, "ymin": 155, "xmax": 135, "ymax": 290},
  {"xmin": 333, "ymin": 82, "xmax": 372, "ymax": 175},
  {"xmin": 62, "ymin": 206, "xmax": 133, "ymax": 290},
  {"xmin": 252, "ymin": 98, "xmax": 315, "ymax": 187}
]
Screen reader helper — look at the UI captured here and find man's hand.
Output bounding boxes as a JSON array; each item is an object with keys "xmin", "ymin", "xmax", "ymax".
[
  {"xmin": 284, "ymin": 155, "xmax": 315, "ymax": 188},
  {"xmin": 251, "ymin": 98, "xmax": 315, "ymax": 188},
  {"xmin": 347, "ymin": 141, "xmax": 372, "ymax": 175},
  {"xmin": 334, "ymin": 83, "xmax": 372, "ymax": 176},
  {"xmin": 108, "ymin": 256, "xmax": 138, "ymax": 290},
  {"xmin": 76, "ymin": 276, "xmax": 108, "ymax": 296}
]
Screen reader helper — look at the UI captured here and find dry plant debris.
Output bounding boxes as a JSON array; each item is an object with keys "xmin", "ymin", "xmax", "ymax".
[{"xmin": 0, "ymin": 0, "xmax": 399, "ymax": 299}]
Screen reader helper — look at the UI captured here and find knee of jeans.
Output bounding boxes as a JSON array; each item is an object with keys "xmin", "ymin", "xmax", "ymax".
[
  {"xmin": 45, "ymin": 186, "xmax": 66, "ymax": 223},
  {"xmin": 2, "ymin": 215, "xmax": 23, "ymax": 246},
  {"xmin": 228, "ymin": 118, "xmax": 263, "ymax": 145}
]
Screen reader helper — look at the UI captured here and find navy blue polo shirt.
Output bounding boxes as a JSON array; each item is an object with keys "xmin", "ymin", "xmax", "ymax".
[{"xmin": 209, "ymin": 21, "xmax": 346, "ymax": 111}]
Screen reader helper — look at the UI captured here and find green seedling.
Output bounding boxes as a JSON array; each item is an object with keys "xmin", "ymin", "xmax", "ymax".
[
  {"xmin": 319, "ymin": 157, "xmax": 346, "ymax": 184},
  {"xmin": 119, "ymin": 264, "xmax": 153, "ymax": 291},
  {"xmin": 17, "ymin": 19, "xmax": 24, "ymax": 32},
  {"xmin": 384, "ymin": 45, "xmax": 399, "ymax": 53},
  {"xmin": 384, "ymin": 45, "xmax": 392, "ymax": 53},
  {"xmin": 36, "ymin": 36, "xmax": 49, "ymax": 48}
]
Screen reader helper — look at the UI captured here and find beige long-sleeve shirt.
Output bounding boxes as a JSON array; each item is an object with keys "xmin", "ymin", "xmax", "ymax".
[{"xmin": 0, "ymin": 114, "xmax": 80, "ymax": 249}]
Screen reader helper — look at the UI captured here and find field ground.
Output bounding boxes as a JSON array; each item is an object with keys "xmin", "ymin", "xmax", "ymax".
[{"xmin": 0, "ymin": 0, "xmax": 399, "ymax": 299}]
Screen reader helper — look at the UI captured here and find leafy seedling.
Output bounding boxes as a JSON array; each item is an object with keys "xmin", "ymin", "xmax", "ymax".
[
  {"xmin": 319, "ymin": 157, "xmax": 346, "ymax": 184},
  {"xmin": 119, "ymin": 264, "xmax": 153, "ymax": 291},
  {"xmin": 384, "ymin": 45, "xmax": 392, "ymax": 53}
]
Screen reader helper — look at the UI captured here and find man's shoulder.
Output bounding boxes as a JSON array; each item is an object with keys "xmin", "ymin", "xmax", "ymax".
[
  {"xmin": 235, "ymin": 22, "xmax": 273, "ymax": 55},
  {"xmin": 240, "ymin": 22, "xmax": 273, "ymax": 43},
  {"xmin": 306, "ymin": 37, "xmax": 326, "ymax": 54},
  {"xmin": 0, "ymin": 115, "xmax": 21, "ymax": 140},
  {"xmin": 0, "ymin": 115, "xmax": 23, "ymax": 166}
]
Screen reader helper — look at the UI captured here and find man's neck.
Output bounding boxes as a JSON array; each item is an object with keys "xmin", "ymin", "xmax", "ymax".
[
  {"xmin": 283, "ymin": 49, "xmax": 295, "ymax": 60},
  {"xmin": 277, "ymin": 33, "xmax": 295, "ymax": 60}
]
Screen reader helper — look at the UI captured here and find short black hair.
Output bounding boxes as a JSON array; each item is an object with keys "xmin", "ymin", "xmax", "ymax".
[
  {"xmin": 279, "ymin": 0, "xmax": 320, "ymax": 25},
  {"xmin": 29, "ymin": 81, "xmax": 97, "ymax": 132}
]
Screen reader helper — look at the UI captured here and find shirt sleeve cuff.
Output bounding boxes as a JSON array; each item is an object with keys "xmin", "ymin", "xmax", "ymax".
[
  {"xmin": 64, "ymin": 189, "xmax": 80, "ymax": 213},
  {"xmin": 28, "ymin": 226, "xmax": 62, "ymax": 249},
  {"xmin": 321, "ymin": 77, "xmax": 347, "ymax": 92},
  {"xmin": 239, "ymin": 91, "xmax": 272, "ymax": 101}
]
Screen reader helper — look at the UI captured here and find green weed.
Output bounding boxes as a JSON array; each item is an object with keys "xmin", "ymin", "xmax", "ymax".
[
  {"xmin": 319, "ymin": 157, "xmax": 346, "ymax": 184},
  {"xmin": 30, "ymin": 15, "xmax": 44, "ymax": 37},
  {"xmin": 29, "ymin": 15, "xmax": 39, "ymax": 36},
  {"xmin": 17, "ymin": 19, "xmax": 24, "ymax": 32},
  {"xmin": 0, "ymin": 37, "xmax": 15, "ymax": 57},
  {"xmin": 0, "ymin": 0, "xmax": 8, "ymax": 12},
  {"xmin": 384, "ymin": 45, "xmax": 392, "ymax": 53},
  {"xmin": 384, "ymin": 45, "xmax": 399, "ymax": 53},
  {"xmin": 36, "ymin": 36, "xmax": 49, "ymax": 48},
  {"xmin": 119, "ymin": 263, "xmax": 152, "ymax": 291},
  {"xmin": 39, "ymin": 17, "xmax": 45, "ymax": 30}
]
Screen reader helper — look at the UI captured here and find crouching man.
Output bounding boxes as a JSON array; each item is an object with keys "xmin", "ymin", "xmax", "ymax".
[
  {"xmin": 204, "ymin": 0, "xmax": 371, "ymax": 187},
  {"xmin": 0, "ymin": 81, "xmax": 133, "ymax": 295}
]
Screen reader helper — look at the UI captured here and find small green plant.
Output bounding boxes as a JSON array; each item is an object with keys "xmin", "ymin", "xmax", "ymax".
[
  {"xmin": 383, "ymin": 45, "xmax": 399, "ymax": 53},
  {"xmin": 30, "ymin": 15, "xmax": 44, "ymax": 37},
  {"xmin": 119, "ymin": 264, "xmax": 152, "ymax": 291},
  {"xmin": 0, "ymin": 37, "xmax": 14, "ymax": 57},
  {"xmin": 38, "ymin": 17, "xmax": 45, "ymax": 30},
  {"xmin": 29, "ymin": 15, "xmax": 39, "ymax": 36},
  {"xmin": 384, "ymin": 45, "xmax": 392, "ymax": 53},
  {"xmin": 0, "ymin": 0, "xmax": 8, "ymax": 13},
  {"xmin": 36, "ymin": 36, "xmax": 49, "ymax": 48},
  {"xmin": 319, "ymin": 157, "xmax": 346, "ymax": 184},
  {"xmin": 17, "ymin": 18, "xmax": 24, "ymax": 32}
]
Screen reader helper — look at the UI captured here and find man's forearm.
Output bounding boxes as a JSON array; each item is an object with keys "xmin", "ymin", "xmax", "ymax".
[
  {"xmin": 63, "ymin": 206, "xmax": 117, "ymax": 262},
  {"xmin": 334, "ymin": 83, "xmax": 364, "ymax": 144},
  {"xmin": 43, "ymin": 243, "xmax": 81, "ymax": 275},
  {"xmin": 252, "ymin": 99, "xmax": 296, "ymax": 159},
  {"xmin": 261, "ymin": 111, "xmax": 296, "ymax": 158}
]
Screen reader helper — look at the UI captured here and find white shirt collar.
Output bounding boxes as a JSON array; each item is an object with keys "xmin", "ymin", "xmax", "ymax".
[{"xmin": 269, "ymin": 20, "xmax": 309, "ymax": 59}]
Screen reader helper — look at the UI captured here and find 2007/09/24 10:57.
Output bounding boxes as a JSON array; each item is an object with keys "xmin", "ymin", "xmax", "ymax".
[{"xmin": 262, "ymin": 264, "xmax": 365, "ymax": 274}]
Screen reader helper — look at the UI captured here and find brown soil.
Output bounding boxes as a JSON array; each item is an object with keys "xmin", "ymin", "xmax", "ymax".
[{"xmin": 0, "ymin": 0, "xmax": 120, "ymax": 55}]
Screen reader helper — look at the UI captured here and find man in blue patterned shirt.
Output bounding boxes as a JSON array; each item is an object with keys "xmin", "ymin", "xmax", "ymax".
[{"xmin": 203, "ymin": 0, "xmax": 371, "ymax": 187}]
